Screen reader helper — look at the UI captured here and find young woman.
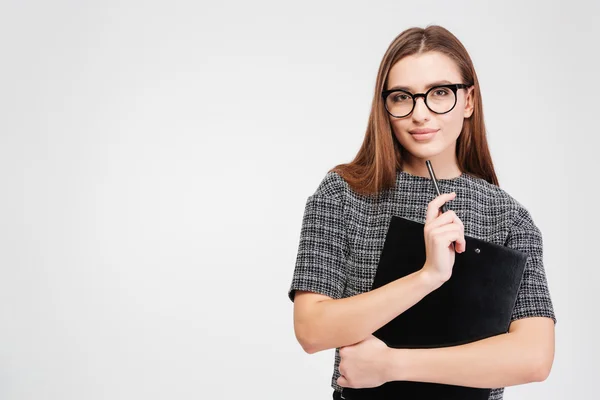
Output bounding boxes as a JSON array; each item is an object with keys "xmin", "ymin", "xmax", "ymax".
[{"xmin": 287, "ymin": 25, "xmax": 556, "ymax": 400}]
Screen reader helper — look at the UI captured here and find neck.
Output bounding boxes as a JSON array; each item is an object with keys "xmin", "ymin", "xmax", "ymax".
[{"xmin": 401, "ymin": 153, "xmax": 462, "ymax": 179}]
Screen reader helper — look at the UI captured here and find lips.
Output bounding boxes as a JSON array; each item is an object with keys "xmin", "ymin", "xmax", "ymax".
[
  {"xmin": 409, "ymin": 128, "xmax": 439, "ymax": 135},
  {"xmin": 409, "ymin": 129, "xmax": 439, "ymax": 141}
]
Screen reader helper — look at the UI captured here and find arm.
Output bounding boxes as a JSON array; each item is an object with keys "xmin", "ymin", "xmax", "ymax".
[
  {"xmin": 289, "ymin": 172, "xmax": 445, "ymax": 354},
  {"xmin": 294, "ymin": 269, "xmax": 441, "ymax": 354},
  {"xmin": 387, "ymin": 205, "xmax": 557, "ymax": 388},
  {"xmin": 290, "ymin": 176, "xmax": 464, "ymax": 354},
  {"xmin": 385, "ymin": 316, "xmax": 555, "ymax": 388}
]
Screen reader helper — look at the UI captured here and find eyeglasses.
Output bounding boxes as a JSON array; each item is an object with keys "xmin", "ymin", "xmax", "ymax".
[{"xmin": 381, "ymin": 83, "xmax": 472, "ymax": 118}]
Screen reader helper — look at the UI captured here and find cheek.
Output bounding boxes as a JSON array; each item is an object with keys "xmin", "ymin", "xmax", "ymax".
[
  {"xmin": 389, "ymin": 121, "xmax": 400, "ymax": 134},
  {"xmin": 389, "ymin": 121, "xmax": 409, "ymax": 145},
  {"xmin": 389, "ymin": 119, "xmax": 410, "ymax": 134},
  {"xmin": 437, "ymin": 108, "xmax": 464, "ymax": 134},
  {"xmin": 440, "ymin": 113, "xmax": 459, "ymax": 128},
  {"xmin": 448, "ymin": 112, "xmax": 466, "ymax": 133}
]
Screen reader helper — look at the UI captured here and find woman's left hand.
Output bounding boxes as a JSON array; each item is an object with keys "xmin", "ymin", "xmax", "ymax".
[{"xmin": 336, "ymin": 334, "xmax": 392, "ymax": 388}]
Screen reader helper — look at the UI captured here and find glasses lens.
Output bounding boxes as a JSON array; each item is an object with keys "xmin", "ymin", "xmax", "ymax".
[
  {"xmin": 426, "ymin": 87, "xmax": 456, "ymax": 113},
  {"xmin": 385, "ymin": 91, "xmax": 413, "ymax": 117}
]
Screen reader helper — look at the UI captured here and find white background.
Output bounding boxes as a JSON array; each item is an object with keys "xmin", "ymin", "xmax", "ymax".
[{"xmin": 1, "ymin": 1, "xmax": 598, "ymax": 399}]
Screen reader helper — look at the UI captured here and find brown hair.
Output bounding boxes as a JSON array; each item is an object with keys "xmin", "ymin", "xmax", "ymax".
[{"xmin": 331, "ymin": 25, "xmax": 499, "ymax": 197}]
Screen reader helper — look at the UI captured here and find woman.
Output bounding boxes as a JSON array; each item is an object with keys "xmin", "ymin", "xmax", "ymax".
[{"xmin": 287, "ymin": 25, "xmax": 556, "ymax": 400}]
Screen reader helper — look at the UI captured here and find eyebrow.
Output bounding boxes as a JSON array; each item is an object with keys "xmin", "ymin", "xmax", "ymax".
[{"xmin": 386, "ymin": 80, "xmax": 453, "ymax": 92}]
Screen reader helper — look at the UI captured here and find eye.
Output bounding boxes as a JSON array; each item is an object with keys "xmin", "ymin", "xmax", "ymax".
[
  {"xmin": 391, "ymin": 93, "xmax": 410, "ymax": 102},
  {"xmin": 431, "ymin": 88, "xmax": 451, "ymax": 97}
]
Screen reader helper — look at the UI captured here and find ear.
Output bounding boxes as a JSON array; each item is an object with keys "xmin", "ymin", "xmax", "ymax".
[{"xmin": 464, "ymin": 86, "xmax": 475, "ymax": 118}]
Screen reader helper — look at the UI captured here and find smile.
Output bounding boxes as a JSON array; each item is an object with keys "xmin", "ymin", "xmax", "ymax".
[{"xmin": 410, "ymin": 129, "xmax": 439, "ymax": 141}]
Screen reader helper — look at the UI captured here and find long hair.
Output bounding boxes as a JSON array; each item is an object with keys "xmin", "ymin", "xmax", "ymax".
[{"xmin": 331, "ymin": 25, "xmax": 499, "ymax": 197}]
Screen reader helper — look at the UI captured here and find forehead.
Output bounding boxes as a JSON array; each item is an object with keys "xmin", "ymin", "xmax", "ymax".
[{"xmin": 387, "ymin": 51, "xmax": 461, "ymax": 91}]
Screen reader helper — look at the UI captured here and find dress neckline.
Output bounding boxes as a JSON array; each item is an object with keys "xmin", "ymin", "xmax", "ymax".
[{"xmin": 397, "ymin": 169, "xmax": 466, "ymax": 183}]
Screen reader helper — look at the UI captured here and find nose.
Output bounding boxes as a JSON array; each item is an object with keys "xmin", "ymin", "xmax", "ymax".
[{"xmin": 411, "ymin": 96, "xmax": 430, "ymax": 121}]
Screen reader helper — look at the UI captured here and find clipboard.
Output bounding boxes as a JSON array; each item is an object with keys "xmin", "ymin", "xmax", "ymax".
[{"xmin": 340, "ymin": 215, "xmax": 528, "ymax": 400}]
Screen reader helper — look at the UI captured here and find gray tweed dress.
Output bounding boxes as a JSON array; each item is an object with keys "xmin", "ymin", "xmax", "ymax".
[{"xmin": 288, "ymin": 170, "xmax": 556, "ymax": 400}]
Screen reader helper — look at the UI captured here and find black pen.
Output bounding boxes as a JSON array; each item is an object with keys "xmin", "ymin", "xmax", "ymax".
[{"xmin": 425, "ymin": 160, "xmax": 455, "ymax": 250}]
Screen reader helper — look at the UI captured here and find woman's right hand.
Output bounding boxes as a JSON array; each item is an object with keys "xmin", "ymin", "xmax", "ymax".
[{"xmin": 421, "ymin": 192, "xmax": 466, "ymax": 288}]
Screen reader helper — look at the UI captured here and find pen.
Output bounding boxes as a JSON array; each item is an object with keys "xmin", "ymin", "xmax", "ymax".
[{"xmin": 425, "ymin": 160, "xmax": 455, "ymax": 250}]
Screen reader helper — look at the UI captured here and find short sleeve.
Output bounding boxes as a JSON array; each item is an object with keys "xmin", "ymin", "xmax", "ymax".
[
  {"xmin": 505, "ymin": 206, "xmax": 557, "ymax": 324},
  {"xmin": 287, "ymin": 173, "xmax": 350, "ymax": 302}
]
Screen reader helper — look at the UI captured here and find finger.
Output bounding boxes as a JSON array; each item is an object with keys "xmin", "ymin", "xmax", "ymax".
[
  {"xmin": 430, "ymin": 224, "xmax": 461, "ymax": 240},
  {"xmin": 337, "ymin": 376, "xmax": 349, "ymax": 387},
  {"xmin": 440, "ymin": 231, "xmax": 464, "ymax": 252},
  {"xmin": 443, "ymin": 231, "xmax": 466, "ymax": 253},
  {"xmin": 427, "ymin": 209, "xmax": 459, "ymax": 230},
  {"xmin": 440, "ymin": 209, "xmax": 464, "ymax": 230},
  {"xmin": 425, "ymin": 192, "xmax": 456, "ymax": 224},
  {"xmin": 429, "ymin": 212, "xmax": 465, "ymax": 252},
  {"xmin": 448, "ymin": 217, "xmax": 465, "ymax": 252},
  {"xmin": 431, "ymin": 226, "xmax": 463, "ymax": 249},
  {"xmin": 455, "ymin": 236, "xmax": 466, "ymax": 253}
]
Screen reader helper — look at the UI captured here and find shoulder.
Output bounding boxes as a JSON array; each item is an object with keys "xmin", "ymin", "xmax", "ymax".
[
  {"xmin": 464, "ymin": 174, "xmax": 537, "ymax": 230},
  {"xmin": 311, "ymin": 170, "xmax": 349, "ymax": 201}
]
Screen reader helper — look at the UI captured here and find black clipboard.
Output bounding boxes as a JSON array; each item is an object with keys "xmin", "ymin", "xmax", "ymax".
[{"xmin": 341, "ymin": 215, "xmax": 527, "ymax": 400}]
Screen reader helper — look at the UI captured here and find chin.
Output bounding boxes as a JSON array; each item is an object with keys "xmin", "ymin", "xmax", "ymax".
[{"xmin": 402, "ymin": 141, "xmax": 446, "ymax": 159}]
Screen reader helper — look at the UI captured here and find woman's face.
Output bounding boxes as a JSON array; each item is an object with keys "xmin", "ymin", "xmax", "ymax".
[{"xmin": 385, "ymin": 51, "xmax": 474, "ymax": 164}]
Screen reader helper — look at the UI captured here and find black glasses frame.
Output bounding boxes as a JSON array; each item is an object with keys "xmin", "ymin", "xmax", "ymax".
[{"xmin": 381, "ymin": 83, "xmax": 472, "ymax": 118}]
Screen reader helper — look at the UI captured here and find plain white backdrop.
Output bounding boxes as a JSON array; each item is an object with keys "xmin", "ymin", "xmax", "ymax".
[{"xmin": 1, "ymin": 0, "xmax": 598, "ymax": 399}]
